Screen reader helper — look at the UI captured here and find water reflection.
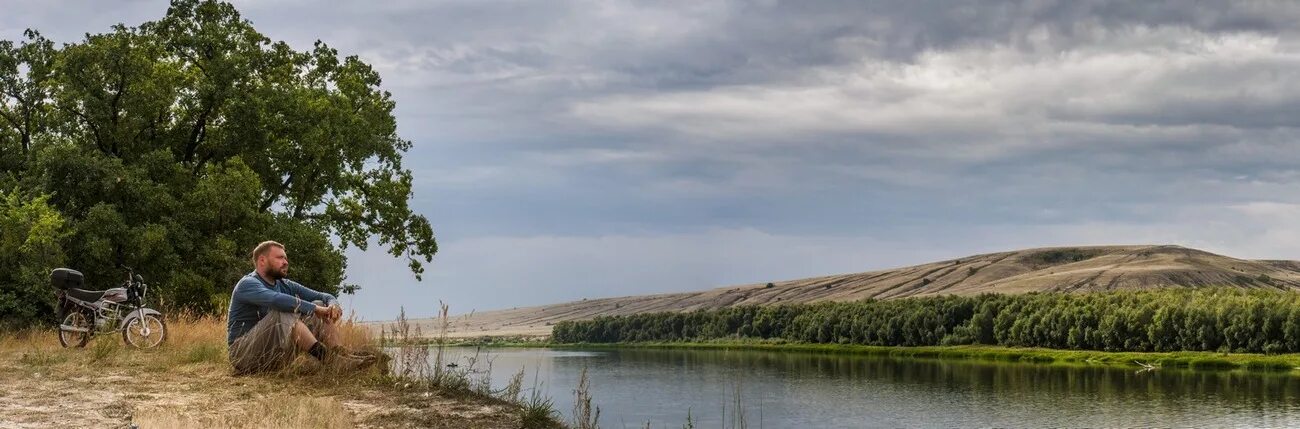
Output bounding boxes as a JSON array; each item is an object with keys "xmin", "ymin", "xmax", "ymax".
[{"xmin": 421, "ymin": 347, "xmax": 1300, "ymax": 428}]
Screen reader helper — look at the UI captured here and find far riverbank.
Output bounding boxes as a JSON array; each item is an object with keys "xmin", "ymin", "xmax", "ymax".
[{"xmin": 406, "ymin": 338, "xmax": 1300, "ymax": 374}]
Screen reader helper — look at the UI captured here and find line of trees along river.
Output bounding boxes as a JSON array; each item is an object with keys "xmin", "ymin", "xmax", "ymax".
[{"xmin": 553, "ymin": 289, "xmax": 1300, "ymax": 354}]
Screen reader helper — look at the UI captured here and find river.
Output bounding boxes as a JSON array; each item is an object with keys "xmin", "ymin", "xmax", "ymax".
[{"xmin": 421, "ymin": 346, "xmax": 1300, "ymax": 428}]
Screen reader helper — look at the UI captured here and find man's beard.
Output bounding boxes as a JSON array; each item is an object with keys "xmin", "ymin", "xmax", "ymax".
[{"xmin": 266, "ymin": 266, "xmax": 287, "ymax": 280}]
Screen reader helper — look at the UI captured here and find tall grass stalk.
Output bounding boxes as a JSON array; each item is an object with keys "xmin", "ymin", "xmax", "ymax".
[
  {"xmin": 433, "ymin": 301, "xmax": 448, "ymax": 384},
  {"xmin": 720, "ymin": 381, "xmax": 756, "ymax": 429},
  {"xmin": 572, "ymin": 365, "xmax": 600, "ymax": 429},
  {"xmin": 501, "ymin": 367, "xmax": 525, "ymax": 404},
  {"xmin": 520, "ymin": 372, "xmax": 561, "ymax": 428},
  {"xmin": 387, "ymin": 306, "xmax": 430, "ymax": 380}
]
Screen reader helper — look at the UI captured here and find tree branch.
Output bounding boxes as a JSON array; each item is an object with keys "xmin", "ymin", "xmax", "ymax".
[
  {"xmin": 291, "ymin": 166, "xmax": 323, "ymax": 219},
  {"xmin": 259, "ymin": 173, "xmax": 294, "ymax": 212},
  {"xmin": 107, "ymin": 71, "xmax": 127, "ymax": 157},
  {"xmin": 184, "ymin": 98, "xmax": 214, "ymax": 163},
  {"xmin": 59, "ymin": 104, "xmax": 109, "ymax": 155}
]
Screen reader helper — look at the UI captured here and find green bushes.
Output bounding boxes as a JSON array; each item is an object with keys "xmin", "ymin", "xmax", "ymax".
[
  {"xmin": 553, "ymin": 289, "xmax": 1300, "ymax": 354},
  {"xmin": 0, "ymin": 190, "xmax": 67, "ymax": 328}
]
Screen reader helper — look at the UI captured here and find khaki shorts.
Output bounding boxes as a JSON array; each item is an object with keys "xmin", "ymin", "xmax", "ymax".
[{"xmin": 229, "ymin": 310, "xmax": 326, "ymax": 374}]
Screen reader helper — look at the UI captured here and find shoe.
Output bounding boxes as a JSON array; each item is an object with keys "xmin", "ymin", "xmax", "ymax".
[
  {"xmin": 324, "ymin": 347, "xmax": 378, "ymax": 372},
  {"xmin": 351, "ymin": 349, "xmax": 393, "ymax": 375}
]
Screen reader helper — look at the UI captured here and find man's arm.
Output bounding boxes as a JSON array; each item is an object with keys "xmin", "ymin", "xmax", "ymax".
[
  {"xmin": 283, "ymin": 279, "xmax": 338, "ymax": 307},
  {"xmin": 232, "ymin": 278, "xmax": 317, "ymax": 316}
]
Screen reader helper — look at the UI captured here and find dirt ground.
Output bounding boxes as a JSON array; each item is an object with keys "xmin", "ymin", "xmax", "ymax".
[{"xmin": 0, "ymin": 320, "xmax": 529, "ymax": 429}]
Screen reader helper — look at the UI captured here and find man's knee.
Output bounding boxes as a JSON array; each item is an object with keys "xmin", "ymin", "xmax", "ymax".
[{"xmin": 292, "ymin": 318, "xmax": 314, "ymax": 334}]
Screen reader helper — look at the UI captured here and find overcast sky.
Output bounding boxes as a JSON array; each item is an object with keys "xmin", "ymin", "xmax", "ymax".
[{"xmin": 7, "ymin": 0, "xmax": 1300, "ymax": 320}]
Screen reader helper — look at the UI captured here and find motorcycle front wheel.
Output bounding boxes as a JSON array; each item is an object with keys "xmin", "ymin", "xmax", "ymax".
[
  {"xmin": 123, "ymin": 313, "xmax": 167, "ymax": 348},
  {"xmin": 59, "ymin": 311, "xmax": 92, "ymax": 348}
]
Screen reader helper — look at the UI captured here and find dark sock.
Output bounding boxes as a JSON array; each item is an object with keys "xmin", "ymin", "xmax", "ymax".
[{"xmin": 308, "ymin": 341, "xmax": 328, "ymax": 361}]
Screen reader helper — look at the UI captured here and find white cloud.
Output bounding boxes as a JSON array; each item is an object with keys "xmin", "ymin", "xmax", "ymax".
[{"xmin": 568, "ymin": 27, "xmax": 1300, "ymax": 161}]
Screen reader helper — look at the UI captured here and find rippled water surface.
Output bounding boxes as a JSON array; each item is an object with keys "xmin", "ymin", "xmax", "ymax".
[{"xmin": 421, "ymin": 347, "xmax": 1300, "ymax": 428}]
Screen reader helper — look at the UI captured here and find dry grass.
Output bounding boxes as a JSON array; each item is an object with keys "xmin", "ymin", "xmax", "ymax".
[
  {"xmin": 134, "ymin": 395, "xmax": 353, "ymax": 428},
  {"xmin": 0, "ymin": 326, "xmax": 58, "ymax": 352},
  {"xmin": 0, "ymin": 312, "xmax": 523, "ymax": 429}
]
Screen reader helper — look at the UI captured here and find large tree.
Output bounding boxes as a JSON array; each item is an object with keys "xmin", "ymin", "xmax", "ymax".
[{"xmin": 0, "ymin": 0, "xmax": 436, "ymax": 325}]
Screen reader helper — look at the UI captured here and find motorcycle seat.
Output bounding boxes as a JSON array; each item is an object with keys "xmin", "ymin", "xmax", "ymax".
[{"xmin": 66, "ymin": 288, "xmax": 107, "ymax": 303}]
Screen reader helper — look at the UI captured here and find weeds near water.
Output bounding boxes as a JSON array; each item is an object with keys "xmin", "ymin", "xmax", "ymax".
[
  {"xmin": 385, "ymin": 302, "xmax": 474, "ymax": 391},
  {"xmin": 502, "ymin": 367, "xmax": 525, "ymax": 403},
  {"xmin": 463, "ymin": 346, "xmax": 497, "ymax": 396},
  {"xmin": 721, "ymin": 382, "xmax": 746, "ymax": 429},
  {"xmin": 431, "ymin": 301, "xmax": 449, "ymax": 383},
  {"xmin": 572, "ymin": 365, "xmax": 601, "ymax": 429},
  {"xmin": 520, "ymin": 372, "xmax": 562, "ymax": 428},
  {"xmin": 633, "ymin": 381, "xmax": 758, "ymax": 429},
  {"xmin": 384, "ymin": 303, "xmax": 564, "ymax": 427},
  {"xmin": 385, "ymin": 307, "xmax": 431, "ymax": 380},
  {"xmin": 718, "ymin": 380, "xmax": 763, "ymax": 429}
]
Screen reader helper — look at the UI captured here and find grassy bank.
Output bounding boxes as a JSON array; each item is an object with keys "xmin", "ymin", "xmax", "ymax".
[
  {"xmin": 544, "ymin": 340, "xmax": 1300, "ymax": 373},
  {"xmin": 0, "ymin": 312, "xmax": 563, "ymax": 428},
  {"xmin": 383, "ymin": 335, "xmax": 1300, "ymax": 373}
]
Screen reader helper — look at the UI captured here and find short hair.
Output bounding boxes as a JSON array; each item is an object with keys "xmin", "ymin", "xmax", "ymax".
[{"xmin": 251, "ymin": 241, "xmax": 285, "ymax": 266}]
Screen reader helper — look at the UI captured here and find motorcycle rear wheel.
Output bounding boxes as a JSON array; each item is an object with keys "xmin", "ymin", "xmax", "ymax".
[
  {"xmin": 123, "ymin": 314, "xmax": 167, "ymax": 348},
  {"xmin": 59, "ymin": 311, "xmax": 91, "ymax": 348}
]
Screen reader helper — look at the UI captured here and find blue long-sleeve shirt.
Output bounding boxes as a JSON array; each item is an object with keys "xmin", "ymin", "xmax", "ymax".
[{"xmin": 226, "ymin": 271, "xmax": 337, "ymax": 344}]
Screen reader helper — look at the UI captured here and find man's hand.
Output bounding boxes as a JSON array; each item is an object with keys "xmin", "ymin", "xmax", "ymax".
[
  {"xmin": 329, "ymin": 303, "xmax": 343, "ymax": 322},
  {"xmin": 313, "ymin": 304, "xmax": 333, "ymax": 322}
]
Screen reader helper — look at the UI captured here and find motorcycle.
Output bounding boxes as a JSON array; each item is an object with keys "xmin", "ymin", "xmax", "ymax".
[{"xmin": 51, "ymin": 265, "xmax": 167, "ymax": 348}]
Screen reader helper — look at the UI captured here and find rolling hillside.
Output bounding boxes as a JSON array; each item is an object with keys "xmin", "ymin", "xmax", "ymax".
[{"xmin": 374, "ymin": 245, "xmax": 1300, "ymax": 339}]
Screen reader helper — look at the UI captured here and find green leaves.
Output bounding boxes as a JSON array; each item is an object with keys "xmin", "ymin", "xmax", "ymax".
[
  {"xmin": 0, "ymin": 0, "xmax": 436, "ymax": 323},
  {"xmin": 182, "ymin": 157, "xmax": 260, "ymax": 232},
  {"xmin": 0, "ymin": 30, "xmax": 55, "ymax": 176},
  {"xmin": 552, "ymin": 289, "xmax": 1300, "ymax": 354},
  {"xmin": 0, "ymin": 189, "xmax": 67, "ymax": 327}
]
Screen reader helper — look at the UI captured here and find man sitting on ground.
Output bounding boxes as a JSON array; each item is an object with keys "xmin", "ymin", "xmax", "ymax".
[{"xmin": 226, "ymin": 240, "xmax": 375, "ymax": 374}]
